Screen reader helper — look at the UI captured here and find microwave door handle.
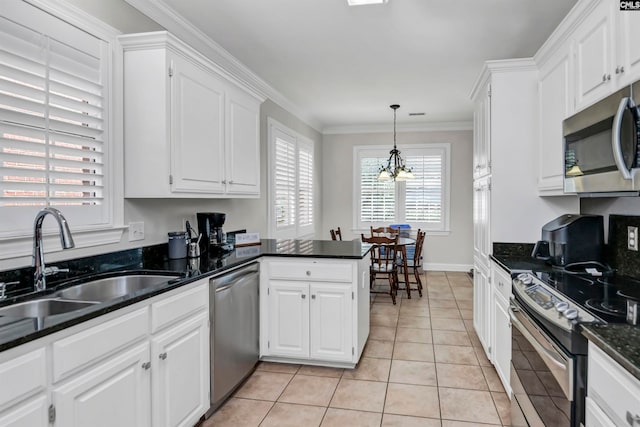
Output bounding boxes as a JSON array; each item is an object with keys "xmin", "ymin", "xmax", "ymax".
[{"xmin": 612, "ymin": 97, "xmax": 633, "ymax": 180}]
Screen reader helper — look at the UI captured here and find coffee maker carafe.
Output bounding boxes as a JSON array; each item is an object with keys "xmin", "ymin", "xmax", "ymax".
[{"xmin": 196, "ymin": 212, "xmax": 227, "ymax": 254}]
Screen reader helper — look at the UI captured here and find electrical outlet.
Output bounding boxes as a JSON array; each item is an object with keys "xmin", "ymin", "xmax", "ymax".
[
  {"xmin": 128, "ymin": 221, "xmax": 145, "ymax": 242},
  {"xmin": 628, "ymin": 226, "xmax": 638, "ymax": 251}
]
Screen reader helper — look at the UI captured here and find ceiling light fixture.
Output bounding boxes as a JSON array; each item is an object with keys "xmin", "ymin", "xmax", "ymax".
[
  {"xmin": 347, "ymin": 0, "xmax": 388, "ymax": 6},
  {"xmin": 378, "ymin": 104, "xmax": 414, "ymax": 182}
]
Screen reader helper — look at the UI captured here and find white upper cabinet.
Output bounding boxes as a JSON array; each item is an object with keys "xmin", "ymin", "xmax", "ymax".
[
  {"xmin": 537, "ymin": 46, "xmax": 573, "ymax": 195},
  {"xmin": 120, "ymin": 31, "xmax": 263, "ymax": 198},
  {"xmin": 613, "ymin": 5, "xmax": 640, "ymax": 86},
  {"xmin": 473, "ymin": 84, "xmax": 491, "ymax": 179}
]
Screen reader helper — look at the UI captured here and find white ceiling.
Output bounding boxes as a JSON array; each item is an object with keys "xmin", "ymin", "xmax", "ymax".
[{"xmin": 157, "ymin": 0, "xmax": 577, "ymax": 132}]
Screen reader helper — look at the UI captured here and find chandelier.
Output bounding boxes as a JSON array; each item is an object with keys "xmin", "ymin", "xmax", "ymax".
[{"xmin": 377, "ymin": 104, "xmax": 414, "ymax": 181}]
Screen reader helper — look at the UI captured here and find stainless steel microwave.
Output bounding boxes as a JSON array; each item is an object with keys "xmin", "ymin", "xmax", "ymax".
[{"xmin": 563, "ymin": 82, "xmax": 640, "ymax": 195}]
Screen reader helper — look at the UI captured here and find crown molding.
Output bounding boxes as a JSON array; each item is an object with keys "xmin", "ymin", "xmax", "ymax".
[
  {"xmin": 322, "ymin": 120, "xmax": 473, "ymax": 135},
  {"xmin": 124, "ymin": 0, "xmax": 324, "ymax": 132},
  {"xmin": 469, "ymin": 57, "xmax": 538, "ymax": 101}
]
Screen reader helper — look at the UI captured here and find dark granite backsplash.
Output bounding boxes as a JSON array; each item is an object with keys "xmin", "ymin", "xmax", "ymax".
[
  {"xmin": 492, "ymin": 242, "xmax": 535, "ymax": 258},
  {"xmin": 608, "ymin": 214, "xmax": 640, "ymax": 277}
]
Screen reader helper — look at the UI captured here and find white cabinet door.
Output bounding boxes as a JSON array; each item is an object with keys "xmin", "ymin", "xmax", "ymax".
[
  {"xmin": 268, "ymin": 281, "xmax": 309, "ymax": 358},
  {"xmin": 151, "ymin": 312, "xmax": 209, "ymax": 427},
  {"xmin": 309, "ymin": 283, "xmax": 352, "ymax": 362},
  {"xmin": 473, "ymin": 85, "xmax": 491, "ymax": 179},
  {"xmin": 493, "ymin": 293, "xmax": 512, "ymax": 396},
  {"xmin": 0, "ymin": 395, "xmax": 48, "ymax": 427},
  {"xmin": 538, "ymin": 47, "xmax": 572, "ymax": 195},
  {"xmin": 473, "ymin": 176, "xmax": 491, "ymax": 268},
  {"xmin": 53, "ymin": 343, "xmax": 151, "ymax": 427},
  {"xmin": 574, "ymin": 0, "xmax": 614, "ymax": 110},
  {"xmin": 225, "ymin": 86, "xmax": 260, "ymax": 195},
  {"xmin": 615, "ymin": 6, "xmax": 640, "ymax": 86},
  {"xmin": 585, "ymin": 396, "xmax": 617, "ymax": 427},
  {"xmin": 473, "ymin": 265, "xmax": 491, "ymax": 360},
  {"xmin": 170, "ymin": 51, "xmax": 225, "ymax": 194}
]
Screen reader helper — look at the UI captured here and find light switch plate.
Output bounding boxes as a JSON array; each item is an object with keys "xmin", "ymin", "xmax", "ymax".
[
  {"xmin": 128, "ymin": 222, "xmax": 145, "ymax": 242},
  {"xmin": 628, "ymin": 226, "xmax": 638, "ymax": 251}
]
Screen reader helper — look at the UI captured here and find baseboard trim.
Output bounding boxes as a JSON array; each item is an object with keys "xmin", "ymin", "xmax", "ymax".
[{"xmin": 424, "ymin": 263, "xmax": 473, "ymax": 272}]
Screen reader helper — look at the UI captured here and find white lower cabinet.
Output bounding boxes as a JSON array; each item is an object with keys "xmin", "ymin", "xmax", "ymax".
[
  {"xmin": 491, "ymin": 261, "xmax": 512, "ymax": 396},
  {"xmin": 53, "ymin": 343, "xmax": 152, "ymax": 427},
  {"xmin": 268, "ymin": 281, "xmax": 310, "ymax": 359},
  {"xmin": 0, "ymin": 395, "xmax": 48, "ymax": 427},
  {"xmin": 309, "ymin": 284, "xmax": 352, "ymax": 361},
  {"xmin": 151, "ymin": 312, "xmax": 209, "ymax": 427},
  {"xmin": 473, "ymin": 263, "xmax": 491, "ymax": 359}
]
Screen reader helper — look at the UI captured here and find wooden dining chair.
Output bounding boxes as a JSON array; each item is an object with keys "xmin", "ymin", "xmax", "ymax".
[
  {"xmin": 361, "ymin": 234, "xmax": 399, "ymax": 304},
  {"xmin": 370, "ymin": 226, "xmax": 399, "ymax": 237},
  {"xmin": 330, "ymin": 227, "xmax": 343, "ymax": 241},
  {"xmin": 398, "ymin": 229, "xmax": 426, "ymax": 297}
]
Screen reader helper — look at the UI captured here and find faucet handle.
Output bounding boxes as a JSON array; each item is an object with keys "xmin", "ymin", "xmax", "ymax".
[
  {"xmin": 0, "ymin": 281, "xmax": 20, "ymax": 300},
  {"xmin": 43, "ymin": 266, "xmax": 69, "ymax": 277}
]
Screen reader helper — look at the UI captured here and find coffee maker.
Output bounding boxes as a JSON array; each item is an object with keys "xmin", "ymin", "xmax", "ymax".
[{"xmin": 197, "ymin": 212, "xmax": 232, "ymax": 254}]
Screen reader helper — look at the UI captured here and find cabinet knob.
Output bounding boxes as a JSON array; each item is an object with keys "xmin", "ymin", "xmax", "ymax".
[
  {"xmin": 311, "ymin": 294, "xmax": 316, "ymax": 299},
  {"xmin": 306, "ymin": 270, "xmax": 311, "ymax": 276},
  {"xmin": 301, "ymin": 294, "xmax": 306, "ymax": 299},
  {"xmin": 159, "ymin": 352, "xmax": 167, "ymax": 360},
  {"xmin": 142, "ymin": 362, "xmax": 151, "ymax": 370},
  {"xmin": 498, "ymin": 281, "xmax": 503, "ymax": 287},
  {"xmin": 621, "ymin": 66, "xmax": 625, "ymax": 74},
  {"xmin": 229, "ymin": 180, "xmax": 234, "ymax": 184},
  {"xmin": 222, "ymin": 180, "xmax": 226, "ymax": 184},
  {"xmin": 607, "ymin": 74, "xmax": 611, "ymax": 81},
  {"xmin": 626, "ymin": 411, "xmax": 640, "ymax": 425}
]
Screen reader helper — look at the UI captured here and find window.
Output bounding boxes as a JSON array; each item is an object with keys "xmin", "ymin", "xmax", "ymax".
[
  {"xmin": 268, "ymin": 118, "xmax": 314, "ymax": 239},
  {"xmin": 0, "ymin": 0, "xmax": 121, "ymax": 258},
  {"xmin": 354, "ymin": 144, "xmax": 450, "ymax": 233}
]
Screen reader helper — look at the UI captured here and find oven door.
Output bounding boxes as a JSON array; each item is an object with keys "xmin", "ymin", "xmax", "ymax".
[{"xmin": 509, "ymin": 298, "xmax": 574, "ymax": 426}]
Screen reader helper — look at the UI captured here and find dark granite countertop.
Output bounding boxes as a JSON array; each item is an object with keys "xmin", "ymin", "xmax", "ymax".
[
  {"xmin": 581, "ymin": 323, "xmax": 640, "ymax": 381},
  {"xmin": 0, "ymin": 239, "xmax": 369, "ymax": 352},
  {"xmin": 490, "ymin": 242, "xmax": 553, "ymax": 273}
]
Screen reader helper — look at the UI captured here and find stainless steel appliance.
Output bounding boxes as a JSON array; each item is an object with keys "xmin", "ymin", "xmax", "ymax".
[
  {"xmin": 197, "ymin": 212, "xmax": 233, "ymax": 254},
  {"xmin": 206, "ymin": 262, "xmax": 259, "ymax": 416},
  {"xmin": 531, "ymin": 214, "xmax": 604, "ymax": 266},
  {"xmin": 563, "ymin": 81, "xmax": 640, "ymax": 195}
]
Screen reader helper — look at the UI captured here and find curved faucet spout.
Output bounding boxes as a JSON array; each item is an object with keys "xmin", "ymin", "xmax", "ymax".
[{"xmin": 33, "ymin": 207, "xmax": 75, "ymax": 291}]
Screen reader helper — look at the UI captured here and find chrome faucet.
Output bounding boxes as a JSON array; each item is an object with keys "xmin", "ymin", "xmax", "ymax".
[{"xmin": 33, "ymin": 207, "xmax": 75, "ymax": 291}]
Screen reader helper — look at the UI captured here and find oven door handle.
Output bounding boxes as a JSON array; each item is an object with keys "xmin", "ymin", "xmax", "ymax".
[
  {"xmin": 612, "ymin": 96, "xmax": 633, "ymax": 180},
  {"xmin": 509, "ymin": 307, "xmax": 567, "ymax": 371}
]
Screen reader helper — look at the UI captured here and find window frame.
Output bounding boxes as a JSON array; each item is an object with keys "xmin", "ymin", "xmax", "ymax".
[
  {"xmin": 0, "ymin": 0, "xmax": 124, "ymax": 260},
  {"xmin": 267, "ymin": 117, "xmax": 315, "ymax": 239},
  {"xmin": 352, "ymin": 143, "xmax": 451, "ymax": 235}
]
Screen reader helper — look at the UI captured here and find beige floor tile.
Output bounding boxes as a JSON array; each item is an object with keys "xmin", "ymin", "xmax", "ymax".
[
  {"xmin": 385, "ymin": 383, "xmax": 440, "ymax": 418},
  {"xmin": 481, "ymin": 366, "xmax": 505, "ymax": 392},
  {"xmin": 459, "ymin": 309, "xmax": 473, "ymax": 320},
  {"xmin": 321, "ymin": 408, "xmax": 382, "ymax": 427},
  {"xmin": 393, "ymin": 341, "xmax": 435, "ymax": 362},
  {"xmin": 395, "ymin": 327, "xmax": 432, "ymax": 344},
  {"xmin": 431, "ymin": 318, "xmax": 466, "ymax": 332},
  {"xmin": 429, "ymin": 298, "xmax": 459, "ymax": 309},
  {"xmin": 452, "ymin": 287, "xmax": 474, "ymax": 300},
  {"xmin": 204, "ymin": 398, "xmax": 272, "ymax": 427},
  {"xmin": 398, "ymin": 314, "xmax": 431, "ymax": 329},
  {"xmin": 343, "ymin": 357, "xmax": 391, "ymax": 382},
  {"xmin": 370, "ymin": 326, "xmax": 396, "ymax": 341},
  {"xmin": 456, "ymin": 300, "xmax": 473, "ymax": 310},
  {"xmin": 427, "ymin": 289, "xmax": 455, "ymax": 299},
  {"xmin": 389, "ymin": 360, "xmax": 437, "ymax": 386},
  {"xmin": 371, "ymin": 304, "xmax": 401, "ymax": 316},
  {"xmin": 441, "ymin": 421, "xmax": 500, "ymax": 427},
  {"xmin": 400, "ymin": 305, "xmax": 430, "ymax": 317},
  {"xmin": 234, "ymin": 371, "xmax": 293, "ymax": 401},
  {"xmin": 256, "ymin": 361, "xmax": 300, "ymax": 374},
  {"xmin": 463, "ymin": 319, "xmax": 475, "ymax": 332},
  {"xmin": 474, "ymin": 346, "xmax": 493, "ymax": 367},
  {"xmin": 330, "ymin": 379, "xmax": 387, "ymax": 412},
  {"xmin": 278, "ymin": 375, "xmax": 339, "ymax": 406},
  {"xmin": 468, "ymin": 330, "xmax": 483, "ymax": 348},
  {"xmin": 439, "ymin": 388, "xmax": 501, "ymax": 424},
  {"xmin": 371, "ymin": 313, "xmax": 399, "ymax": 328},
  {"xmin": 492, "ymin": 391, "xmax": 511, "ymax": 425},
  {"xmin": 436, "ymin": 364, "xmax": 488, "ymax": 390},
  {"xmin": 363, "ymin": 339, "xmax": 394, "ymax": 359},
  {"xmin": 399, "ymin": 296, "xmax": 430, "ymax": 306},
  {"xmin": 297, "ymin": 365, "xmax": 344, "ymax": 378},
  {"xmin": 429, "ymin": 307, "xmax": 462, "ymax": 319},
  {"xmin": 381, "ymin": 414, "xmax": 441, "ymax": 427},
  {"xmin": 260, "ymin": 402, "xmax": 326, "ymax": 427},
  {"xmin": 432, "ymin": 331, "xmax": 471, "ymax": 346},
  {"xmin": 433, "ymin": 345, "xmax": 479, "ymax": 365}
]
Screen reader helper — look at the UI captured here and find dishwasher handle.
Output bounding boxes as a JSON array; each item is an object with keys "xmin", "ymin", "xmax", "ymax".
[{"xmin": 212, "ymin": 263, "xmax": 259, "ymax": 293}]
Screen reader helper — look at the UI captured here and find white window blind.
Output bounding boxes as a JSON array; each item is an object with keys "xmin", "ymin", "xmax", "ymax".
[
  {"xmin": 354, "ymin": 144, "xmax": 450, "ymax": 232},
  {"xmin": 269, "ymin": 118, "xmax": 314, "ymax": 239},
  {"xmin": 0, "ymin": 1, "xmax": 109, "ymax": 233}
]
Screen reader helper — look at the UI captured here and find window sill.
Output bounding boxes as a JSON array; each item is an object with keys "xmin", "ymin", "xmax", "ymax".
[
  {"xmin": 352, "ymin": 228, "xmax": 451, "ymax": 237},
  {"xmin": 0, "ymin": 226, "xmax": 126, "ymax": 261}
]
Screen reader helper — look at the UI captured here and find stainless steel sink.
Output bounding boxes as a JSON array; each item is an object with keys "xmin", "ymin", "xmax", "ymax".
[
  {"xmin": 53, "ymin": 274, "xmax": 179, "ymax": 302},
  {"xmin": 0, "ymin": 298, "xmax": 97, "ymax": 318}
]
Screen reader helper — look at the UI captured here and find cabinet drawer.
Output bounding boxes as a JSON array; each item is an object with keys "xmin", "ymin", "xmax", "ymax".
[
  {"xmin": 267, "ymin": 261, "xmax": 352, "ymax": 283},
  {"xmin": 0, "ymin": 348, "xmax": 46, "ymax": 409},
  {"xmin": 53, "ymin": 307, "xmax": 148, "ymax": 382},
  {"xmin": 588, "ymin": 343, "xmax": 640, "ymax": 426},
  {"xmin": 151, "ymin": 282, "xmax": 208, "ymax": 333},
  {"xmin": 491, "ymin": 261, "xmax": 512, "ymax": 302}
]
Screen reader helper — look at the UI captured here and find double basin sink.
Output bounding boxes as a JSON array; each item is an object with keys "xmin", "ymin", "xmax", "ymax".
[{"xmin": 0, "ymin": 274, "xmax": 181, "ymax": 319}]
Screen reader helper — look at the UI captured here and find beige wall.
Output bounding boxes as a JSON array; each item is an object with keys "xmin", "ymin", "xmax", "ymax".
[{"xmin": 322, "ymin": 130, "xmax": 474, "ymax": 271}]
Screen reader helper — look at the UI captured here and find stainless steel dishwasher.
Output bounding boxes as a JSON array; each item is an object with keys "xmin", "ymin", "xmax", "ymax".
[{"xmin": 206, "ymin": 262, "xmax": 260, "ymax": 416}]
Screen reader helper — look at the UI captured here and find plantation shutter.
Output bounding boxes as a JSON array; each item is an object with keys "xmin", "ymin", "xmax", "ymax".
[
  {"xmin": 0, "ymin": 1, "xmax": 108, "ymax": 229},
  {"xmin": 405, "ymin": 153, "xmax": 443, "ymax": 223},
  {"xmin": 274, "ymin": 131, "xmax": 296, "ymax": 229},
  {"xmin": 359, "ymin": 156, "xmax": 395, "ymax": 223},
  {"xmin": 298, "ymin": 141, "xmax": 313, "ymax": 231}
]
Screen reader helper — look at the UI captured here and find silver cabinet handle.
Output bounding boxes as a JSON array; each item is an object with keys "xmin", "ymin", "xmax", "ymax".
[
  {"xmin": 222, "ymin": 180, "xmax": 226, "ymax": 184},
  {"xmin": 498, "ymin": 281, "xmax": 504, "ymax": 287},
  {"xmin": 306, "ymin": 271, "xmax": 311, "ymax": 276},
  {"xmin": 159, "ymin": 352, "xmax": 167, "ymax": 360},
  {"xmin": 301, "ymin": 294, "xmax": 306, "ymax": 299},
  {"xmin": 607, "ymin": 74, "xmax": 612, "ymax": 81},
  {"xmin": 620, "ymin": 66, "xmax": 625, "ymax": 74},
  {"xmin": 627, "ymin": 411, "xmax": 640, "ymax": 426},
  {"xmin": 142, "ymin": 362, "xmax": 151, "ymax": 370},
  {"xmin": 311, "ymin": 294, "xmax": 316, "ymax": 299},
  {"xmin": 603, "ymin": 74, "xmax": 607, "ymax": 81}
]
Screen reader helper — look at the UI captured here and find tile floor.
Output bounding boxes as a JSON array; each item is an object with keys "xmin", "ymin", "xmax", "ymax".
[{"xmin": 203, "ymin": 271, "xmax": 510, "ymax": 427}]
